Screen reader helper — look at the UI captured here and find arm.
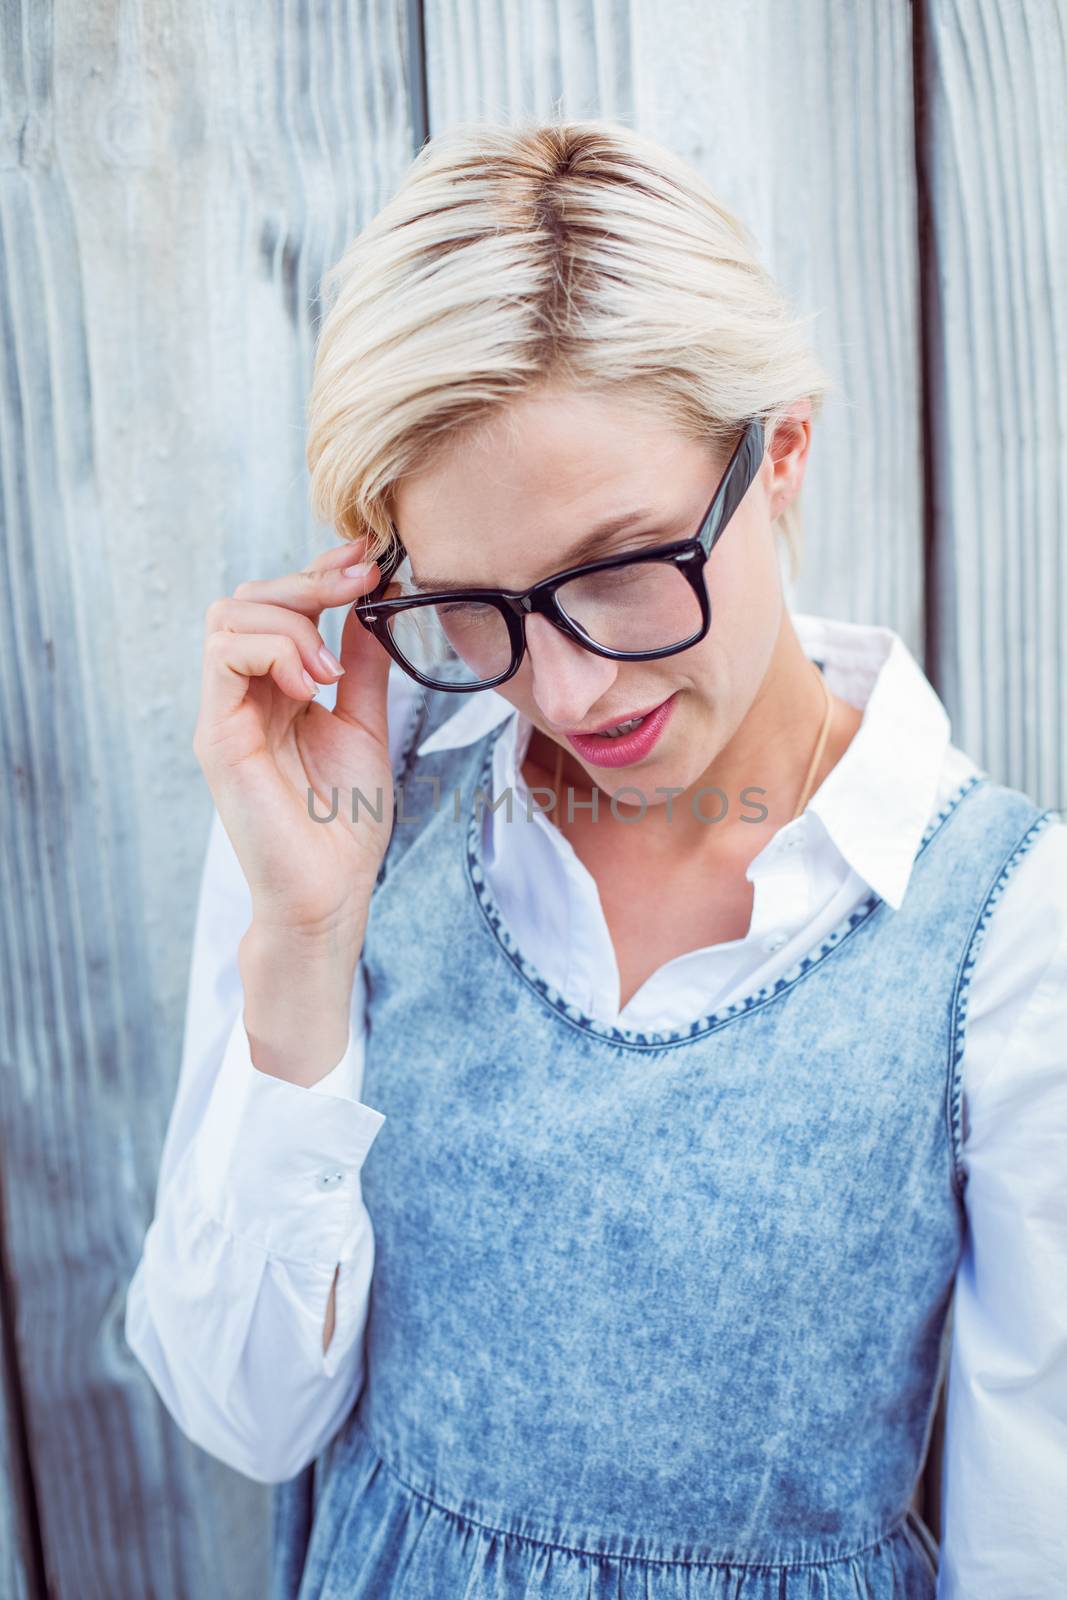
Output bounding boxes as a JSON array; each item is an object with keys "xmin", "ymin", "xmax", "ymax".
[
  {"xmin": 937, "ymin": 819, "xmax": 1067, "ymax": 1597},
  {"xmin": 125, "ymin": 664, "xmax": 421, "ymax": 1484}
]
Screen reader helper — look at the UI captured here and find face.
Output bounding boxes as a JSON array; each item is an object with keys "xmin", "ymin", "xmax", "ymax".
[{"xmin": 390, "ymin": 383, "xmax": 810, "ymax": 808}]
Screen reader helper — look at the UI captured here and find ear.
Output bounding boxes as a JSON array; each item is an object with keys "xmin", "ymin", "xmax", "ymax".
[{"xmin": 765, "ymin": 399, "xmax": 813, "ymax": 521}]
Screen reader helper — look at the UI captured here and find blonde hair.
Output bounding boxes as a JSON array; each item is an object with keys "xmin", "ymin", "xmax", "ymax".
[{"xmin": 306, "ymin": 119, "xmax": 835, "ymax": 583}]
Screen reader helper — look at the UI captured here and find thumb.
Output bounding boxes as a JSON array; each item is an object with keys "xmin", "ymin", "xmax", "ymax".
[{"xmin": 332, "ymin": 601, "xmax": 394, "ymax": 747}]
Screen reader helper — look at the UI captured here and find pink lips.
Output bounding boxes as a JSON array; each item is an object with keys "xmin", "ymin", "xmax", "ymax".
[{"xmin": 564, "ymin": 694, "xmax": 676, "ymax": 768}]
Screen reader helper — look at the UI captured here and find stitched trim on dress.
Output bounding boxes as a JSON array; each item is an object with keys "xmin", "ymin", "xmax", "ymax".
[
  {"xmin": 373, "ymin": 686, "xmax": 438, "ymax": 890},
  {"xmin": 946, "ymin": 805, "xmax": 1063, "ymax": 1201},
  {"xmin": 462, "ymin": 723, "xmax": 987, "ymax": 1051}
]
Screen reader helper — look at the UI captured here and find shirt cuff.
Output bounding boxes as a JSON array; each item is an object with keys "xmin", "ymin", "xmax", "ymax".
[{"xmin": 191, "ymin": 1011, "xmax": 386, "ymax": 1265}]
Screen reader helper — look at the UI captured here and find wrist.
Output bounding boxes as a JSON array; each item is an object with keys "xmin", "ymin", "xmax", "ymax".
[
  {"xmin": 242, "ymin": 911, "xmax": 366, "ymax": 971},
  {"xmin": 238, "ymin": 922, "xmax": 364, "ymax": 1086}
]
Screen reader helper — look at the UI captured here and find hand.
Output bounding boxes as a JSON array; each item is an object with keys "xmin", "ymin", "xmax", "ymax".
[{"xmin": 193, "ymin": 537, "xmax": 396, "ymax": 944}]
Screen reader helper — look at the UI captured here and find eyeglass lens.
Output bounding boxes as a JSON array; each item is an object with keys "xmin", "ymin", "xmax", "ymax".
[{"xmin": 384, "ymin": 558, "xmax": 703, "ymax": 688}]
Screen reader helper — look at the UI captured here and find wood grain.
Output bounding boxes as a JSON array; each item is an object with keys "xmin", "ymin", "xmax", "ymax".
[
  {"xmin": 919, "ymin": 0, "xmax": 1065, "ymax": 808},
  {"xmin": 1, "ymin": 2, "xmax": 1062, "ymax": 1594},
  {"xmin": 1, "ymin": 1, "xmax": 418, "ymax": 1595}
]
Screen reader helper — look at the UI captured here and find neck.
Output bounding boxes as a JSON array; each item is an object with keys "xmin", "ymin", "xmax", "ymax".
[{"xmin": 685, "ymin": 619, "xmax": 832, "ymax": 836}]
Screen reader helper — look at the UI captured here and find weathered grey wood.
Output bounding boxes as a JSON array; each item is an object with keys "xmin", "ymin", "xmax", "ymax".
[
  {"xmin": 0, "ymin": 1, "xmax": 418, "ymax": 1595},
  {"xmin": 1, "ymin": 0, "xmax": 1062, "ymax": 1592},
  {"xmin": 919, "ymin": 0, "xmax": 1066, "ymax": 810},
  {"xmin": 0, "ymin": 1246, "xmax": 37, "ymax": 1600},
  {"xmin": 424, "ymin": 0, "xmax": 926, "ymax": 653}
]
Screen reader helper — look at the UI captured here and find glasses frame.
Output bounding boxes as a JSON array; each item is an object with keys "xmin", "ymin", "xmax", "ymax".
[{"xmin": 354, "ymin": 414, "xmax": 766, "ymax": 693}]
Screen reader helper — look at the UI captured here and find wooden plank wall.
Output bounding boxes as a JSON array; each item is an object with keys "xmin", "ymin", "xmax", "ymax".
[
  {"xmin": 0, "ymin": 3, "xmax": 419, "ymax": 1596},
  {"xmin": 919, "ymin": 0, "xmax": 1065, "ymax": 810},
  {"xmin": 0, "ymin": 2, "xmax": 1062, "ymax": 1596}
]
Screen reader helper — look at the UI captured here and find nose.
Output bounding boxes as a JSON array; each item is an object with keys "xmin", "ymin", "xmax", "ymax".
[{"xmin": 522, "ymin": 613, "xmax": 618, "ymax": 730}]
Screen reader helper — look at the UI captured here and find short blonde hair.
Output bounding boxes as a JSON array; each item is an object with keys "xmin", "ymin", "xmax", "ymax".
[{"xmin": 306, "ymin": 119, "xmax": 835, "ymax": 583}]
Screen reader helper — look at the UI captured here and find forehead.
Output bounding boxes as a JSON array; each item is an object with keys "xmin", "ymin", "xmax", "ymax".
[{"xmin": 391, "ymin": 387, "xmax": 709, "ymax": 586}]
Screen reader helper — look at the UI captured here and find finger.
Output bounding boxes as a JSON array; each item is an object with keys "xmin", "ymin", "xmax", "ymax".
[
  {"xmin": 200, "ymin": 629, "xmax": 316, "ymax": 726},
  {"xmin": 231, "ymin": 539, "xmax": 385, "ymax": 620},
  {"xmin": 302, "ymin": 537, "xmax": 379, "ymax": 574},
  {"xmin": 331, "ymin": 600, "xmax": 395, "ymax": 745},
  {"xmin": 204, "ymin": 598, "xmax": 346, "ymax": 684}
]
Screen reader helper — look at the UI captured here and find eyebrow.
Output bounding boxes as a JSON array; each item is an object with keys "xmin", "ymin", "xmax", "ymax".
[{"xmin": 407, "ymin": 510, "xmax": 678, "ymax": 593}]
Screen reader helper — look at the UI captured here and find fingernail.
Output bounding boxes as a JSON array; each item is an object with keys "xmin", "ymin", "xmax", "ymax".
[
  {"xmin": 302, "ymin": 670, "xmax": 319, "ymax": 696},
  {"xmin": 342, "ymin": 560, "xmax": 375, "ymax": 579},
  {"xmin": 318, "ymin": 644, "xmax": 345, "ymax": 677}
]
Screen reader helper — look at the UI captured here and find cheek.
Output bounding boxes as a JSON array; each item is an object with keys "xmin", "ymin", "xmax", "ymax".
[
  {"xmin": 489, "ymin": 677, "xmax": 530, "ymax": 718},
  {"xmin": 704, "ymin": 522, "xmax": 782, "ymax": 638},
  {"xmin": 677, "ymin": 554, "xmax": 781, "ymax": 720}
]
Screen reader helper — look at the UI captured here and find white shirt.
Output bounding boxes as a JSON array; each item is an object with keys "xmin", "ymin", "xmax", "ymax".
[{"xmin": 125, "ymin": 613, "xmax": 1067, "ymax": 1598}]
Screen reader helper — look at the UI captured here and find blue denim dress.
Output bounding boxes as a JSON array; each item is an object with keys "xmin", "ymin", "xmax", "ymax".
[{"xmin": 271, "ymin": 685, "xmax": 1054, "ymax": 1599}]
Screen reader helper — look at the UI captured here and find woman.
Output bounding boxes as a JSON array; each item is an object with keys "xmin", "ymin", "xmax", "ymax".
[{"xmin": 126, "ymin": 122, "xmax": 1066, "ymax": 1598}]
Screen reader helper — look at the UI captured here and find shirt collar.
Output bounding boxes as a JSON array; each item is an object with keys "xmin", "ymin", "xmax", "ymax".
[
  {"xmin": 416, "ymin": 612, "xmax": 951, "ymax": 910},
  {"xmin": 790, "ymin": 614, "xmax": 950, "ymax": 909}
]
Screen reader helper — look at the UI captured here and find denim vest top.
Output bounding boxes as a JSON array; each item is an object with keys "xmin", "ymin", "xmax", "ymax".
[{"xmin": 271, "ymin": 683, "xmax": 1054, "ymax": 1600}]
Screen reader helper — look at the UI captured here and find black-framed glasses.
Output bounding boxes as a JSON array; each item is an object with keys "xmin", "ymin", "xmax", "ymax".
[{"xmin": 354, "ymin": 415, "xmax": 765, "ymax": 692}]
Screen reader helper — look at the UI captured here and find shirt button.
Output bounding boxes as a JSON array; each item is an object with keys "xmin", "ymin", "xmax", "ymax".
[
  {"xmin": 784, "ymin": 833, "xmax": 802, "ymax": 850},
  {"xmin": 317, "ymin": 1170, "xmax": 346, "ymax": 1190},
  {"xmin": 763, "ymin": 932, "xmax": 788, "ymax": 953}
]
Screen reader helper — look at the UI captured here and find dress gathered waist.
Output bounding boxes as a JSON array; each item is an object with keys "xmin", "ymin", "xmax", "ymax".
[{"xmin": 281, "ymin": 1413, "xmax": 941, "ymax": 1599}]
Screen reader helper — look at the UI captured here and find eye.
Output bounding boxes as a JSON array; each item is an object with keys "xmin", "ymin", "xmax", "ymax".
[
  {"xmin": 568, "ymin": 561, "xmax": 653, "ymax": 595},
  {"xmin": 439, "ymin": 600, "xmax": 496, "ymax": 618}
]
